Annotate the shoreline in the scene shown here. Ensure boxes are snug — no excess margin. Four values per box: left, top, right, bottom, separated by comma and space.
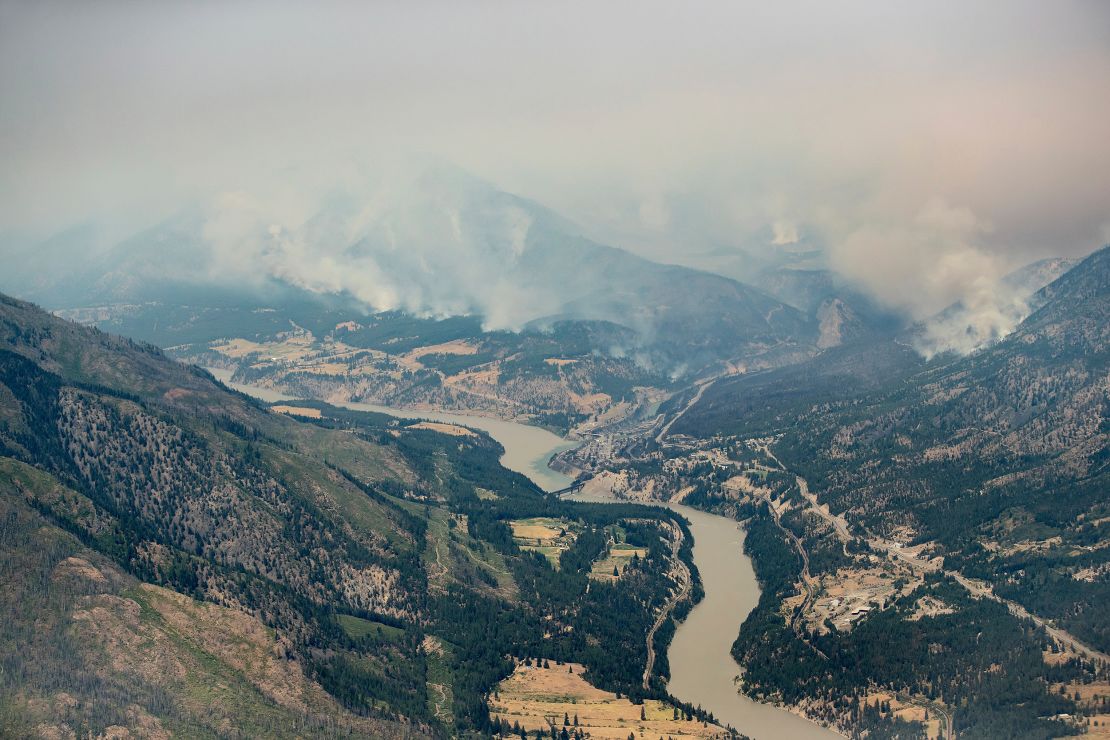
208, 366, 843, 739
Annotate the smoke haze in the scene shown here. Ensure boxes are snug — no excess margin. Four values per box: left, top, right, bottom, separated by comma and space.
2, 1, 1108, 352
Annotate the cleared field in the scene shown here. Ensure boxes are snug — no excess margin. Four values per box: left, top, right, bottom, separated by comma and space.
511, 518, 577, 568
491, 661, 720, 738
211, 335, 315, 361
406, 340, 479, 359
862, 691, 944, 740
1055, 679, 1110, 736
408, 421, 477, 437
512, 521, 566, 541
589, 545, 648, 581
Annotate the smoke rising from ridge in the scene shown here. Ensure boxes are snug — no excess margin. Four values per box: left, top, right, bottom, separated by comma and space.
171, 165, 580, 331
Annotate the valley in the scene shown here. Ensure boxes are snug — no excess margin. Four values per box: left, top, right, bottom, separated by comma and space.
3, 243, 1107, 738
548, 247, 1110, 738
101, 244, 1104, 739
0, 294, 720, 737
207, 365, 846, 739
4, 6, 1108, 738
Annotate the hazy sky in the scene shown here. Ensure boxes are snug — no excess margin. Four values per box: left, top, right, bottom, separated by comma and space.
2, 1, 1109, 322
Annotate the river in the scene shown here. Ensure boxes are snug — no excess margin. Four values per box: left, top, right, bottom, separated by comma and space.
663, 503, 839, 738
207, 368, 838, 739
206, 368, 577, 492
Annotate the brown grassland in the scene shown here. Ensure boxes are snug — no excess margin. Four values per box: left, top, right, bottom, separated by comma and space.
490, 661, 723, 738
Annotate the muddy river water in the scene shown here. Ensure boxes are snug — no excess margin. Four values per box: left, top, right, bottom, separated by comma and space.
208, 368, 838, 739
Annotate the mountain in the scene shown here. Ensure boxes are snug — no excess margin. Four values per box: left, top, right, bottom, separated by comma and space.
3, 166, 816, 377
678, 245, 1109, 647
0, 167, 830, 437
907, 254, 1081, 358
690, 251, 1096, 442
603, 246, 1110, 736
0, 293, 709, 737
753, 267, 905, 349
1004, 256, 1080, 297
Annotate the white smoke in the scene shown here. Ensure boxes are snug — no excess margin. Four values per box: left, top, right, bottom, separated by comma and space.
184, 165, 570, 331
771, 219, 800, 246
911, 281, 1031, 359
830, 199, 1037, 357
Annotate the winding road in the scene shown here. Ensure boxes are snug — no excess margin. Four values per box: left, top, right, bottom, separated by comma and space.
655, 374, 723, 444
642, 520, 692, 690
754, 489, 828, 658
793, 473, 1109, 666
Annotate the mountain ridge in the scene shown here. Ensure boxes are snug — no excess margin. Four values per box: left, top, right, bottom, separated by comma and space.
2, 167, 818, 377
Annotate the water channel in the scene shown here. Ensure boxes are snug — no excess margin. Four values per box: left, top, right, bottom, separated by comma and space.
207, 368, 839, 739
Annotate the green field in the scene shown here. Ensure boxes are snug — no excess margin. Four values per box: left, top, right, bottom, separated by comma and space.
337, 615, 406, 642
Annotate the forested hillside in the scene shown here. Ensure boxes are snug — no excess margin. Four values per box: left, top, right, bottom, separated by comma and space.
664, 246, 1109, 736
682, 246, 1109, 651
0, 294, 703, 738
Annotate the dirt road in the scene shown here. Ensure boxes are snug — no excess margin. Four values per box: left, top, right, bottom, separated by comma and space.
643, 521, 692, 689
655, 375, 722, 444
793, 473, 1109, 665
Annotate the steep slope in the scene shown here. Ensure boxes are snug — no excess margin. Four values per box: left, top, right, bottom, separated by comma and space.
678, 245, 1109, 650
0, 459, 410, 738
908, 254, 1080, 358
754, 267, 906, 349
0, 294, 439, 731
0, 293, 711, 736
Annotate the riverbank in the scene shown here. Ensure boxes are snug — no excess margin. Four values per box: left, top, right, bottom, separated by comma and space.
206, 367, 578, 492
571, 485, 840, 740
205, 367, 841, 739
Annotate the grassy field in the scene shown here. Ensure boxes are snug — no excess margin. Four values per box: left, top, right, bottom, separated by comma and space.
589, 544, 649, 581
511, 517, 578, 568
337, 614, 405, 641
270, 404, 323, 418
490, 661, 721, 738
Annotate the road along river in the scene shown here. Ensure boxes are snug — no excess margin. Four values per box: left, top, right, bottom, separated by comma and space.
205, 368, 578, 490
207, 368, 839, 739
570, 488, 839, 739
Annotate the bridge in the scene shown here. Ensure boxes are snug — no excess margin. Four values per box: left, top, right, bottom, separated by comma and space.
550, 475, 591, 496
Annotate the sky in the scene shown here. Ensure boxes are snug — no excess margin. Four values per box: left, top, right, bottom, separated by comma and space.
1, 1, 1109, 333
